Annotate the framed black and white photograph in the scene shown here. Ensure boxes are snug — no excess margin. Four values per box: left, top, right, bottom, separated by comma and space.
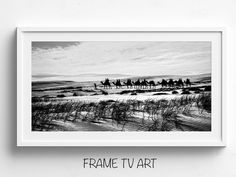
17, 28, 226, 146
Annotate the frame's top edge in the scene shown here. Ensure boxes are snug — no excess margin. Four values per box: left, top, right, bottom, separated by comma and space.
16, 27, 226, 32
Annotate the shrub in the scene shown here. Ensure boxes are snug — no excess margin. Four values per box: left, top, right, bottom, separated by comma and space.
73, 92, 78, 96
106, 99, 116, 103
57, 94, 66, 98
181, 90, 191, 94
198, 93, 211, 112
101, 90, 108, 95
204, 86, 211, 91
119, 90, 132, 95
172, 90, 178, 94
153, 92, 168, 95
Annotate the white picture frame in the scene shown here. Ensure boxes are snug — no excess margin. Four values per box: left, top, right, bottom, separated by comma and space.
17, 27, 226, 147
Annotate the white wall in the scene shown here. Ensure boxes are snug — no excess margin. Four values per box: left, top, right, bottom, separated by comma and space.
0, 0, 236, 176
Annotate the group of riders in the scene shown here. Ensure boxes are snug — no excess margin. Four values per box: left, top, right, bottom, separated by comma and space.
97, 78, 192, 89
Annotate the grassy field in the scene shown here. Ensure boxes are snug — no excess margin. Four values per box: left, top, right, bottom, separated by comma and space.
32, 74, 211, 131
32, 92, 211, 131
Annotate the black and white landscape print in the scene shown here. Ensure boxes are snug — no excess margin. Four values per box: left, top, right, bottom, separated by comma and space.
32, 41, 211, 131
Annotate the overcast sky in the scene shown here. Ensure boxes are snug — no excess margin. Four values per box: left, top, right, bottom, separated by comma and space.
32, 41, 211, 79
